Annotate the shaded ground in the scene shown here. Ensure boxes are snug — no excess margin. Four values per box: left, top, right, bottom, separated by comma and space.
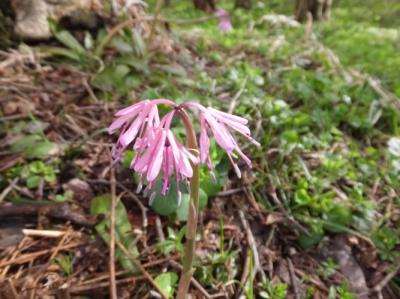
0, 1, 399, 298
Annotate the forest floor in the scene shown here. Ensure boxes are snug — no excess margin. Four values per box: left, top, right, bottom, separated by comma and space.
0, 1, 399, 298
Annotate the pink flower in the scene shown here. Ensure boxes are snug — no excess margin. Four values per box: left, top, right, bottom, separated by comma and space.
181, 102, 259, 178
109, 99, 258, 204
215, 8, 232, 33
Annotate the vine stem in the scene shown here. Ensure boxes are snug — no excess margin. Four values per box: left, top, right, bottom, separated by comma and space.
176, 108, 200, 299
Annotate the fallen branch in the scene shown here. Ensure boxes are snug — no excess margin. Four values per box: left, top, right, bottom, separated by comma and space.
0, 204, 97, 227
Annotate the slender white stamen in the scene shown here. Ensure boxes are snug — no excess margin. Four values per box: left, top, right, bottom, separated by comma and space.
233, 164, 242, 178
149, 192, 157, 206
177, 191, 182, 206
136, 176, 143, 193
143, 184, 151, 197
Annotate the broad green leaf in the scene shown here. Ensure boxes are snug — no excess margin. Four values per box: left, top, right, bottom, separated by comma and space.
176, 193, 190, 222
298, 231, 323, 249
11, 135, 60, 159
37, 46, 82, 62
11, 135, 42, 152
151, 180, 182, 216
26, 176, 41, 189
49, 20, 86, 54
155, 272, 178, 298
323, 205, 352, 233
90, 194, 138, 270
25, 141, 59, 159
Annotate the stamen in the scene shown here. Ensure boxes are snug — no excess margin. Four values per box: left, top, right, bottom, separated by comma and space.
149, 192, 157, 206
177, 191, 182, 206
143, 184, 151, 197
233, 163, 242, 178
136, 178, 143, 194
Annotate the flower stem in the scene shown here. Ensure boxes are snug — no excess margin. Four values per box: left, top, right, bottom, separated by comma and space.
176, 109, 200, 299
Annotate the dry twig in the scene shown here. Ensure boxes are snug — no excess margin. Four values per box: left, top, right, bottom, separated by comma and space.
22, 229, 66, 238
115, 239, 168, 299
287, 258, 300, 299
238, 210, 266, 280
169, 260, 212, 299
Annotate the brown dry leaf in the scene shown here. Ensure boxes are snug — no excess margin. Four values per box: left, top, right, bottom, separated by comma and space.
1, 97, 35, 116
264, 212, 286, 225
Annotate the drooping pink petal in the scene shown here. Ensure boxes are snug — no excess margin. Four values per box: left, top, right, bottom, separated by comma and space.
199, 113, 210, 163
119, 117, 142, 147
207, 107, 248, 124
108, 114, 133, 134
146, 129, 167, 181
202, 112, 235, 151
115, 100, 147, 116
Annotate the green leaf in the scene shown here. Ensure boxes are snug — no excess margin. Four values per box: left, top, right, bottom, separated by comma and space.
25, 141, 59, 159
37, 46, 82, 62
323, 205, 352, 233
156, 63, 187, 77
176, 193, 190, 221
11, 135, 60, 159
151, 180, 182, 216
90, 194, 139, 270
298, 231, 323, 249
11, 135, 42, 152
155, 272, 178, 298
49, 20, 86, 54
26, 175, 41, 189
198, 188, 208, 210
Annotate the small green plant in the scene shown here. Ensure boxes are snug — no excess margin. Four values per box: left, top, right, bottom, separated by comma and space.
372, 227, 400, 261
317, 258, 338, 279
55, 253, 73, 276
258, 279, 288, 299
157, 227, 186, 256
155, 272, 179, 299
328, 281, 356, 299
54, 190, 74, 202
21, 161, 58, 189
194, 219, 238, 287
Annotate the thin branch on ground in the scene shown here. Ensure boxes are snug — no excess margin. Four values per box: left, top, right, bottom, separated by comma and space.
0, 177, 18, 202
238, 210, 266, 280
115, 239, 168, 299
169, 260, 212, 299
287, 258, 300, 299
367, 259, 400, 296
266, 179, 310, 236
216, 187, 244, 197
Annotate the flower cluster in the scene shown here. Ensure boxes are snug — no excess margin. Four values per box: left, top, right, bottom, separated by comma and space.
109, 99, 258, 203
215, 8, 233, 33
